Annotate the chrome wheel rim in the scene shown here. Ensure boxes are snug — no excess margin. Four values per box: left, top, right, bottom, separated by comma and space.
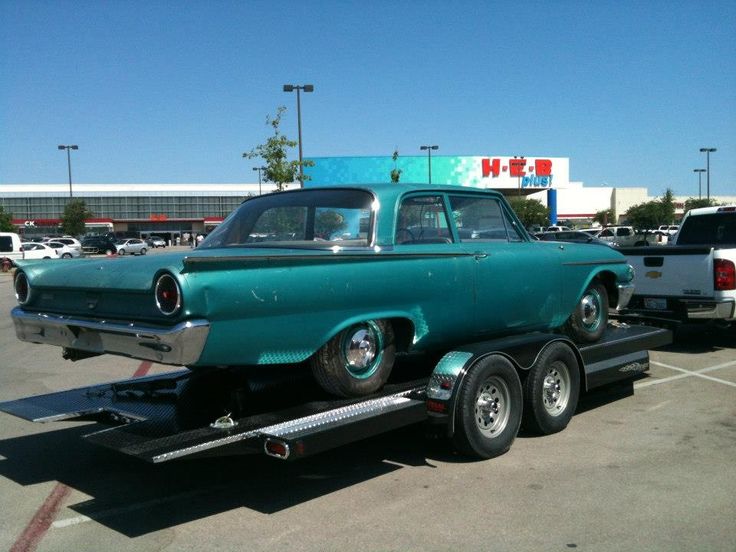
580, 288, 602, 331
474, 376, 511, 438
342, 322, 383, 379
542, 360, 571, 416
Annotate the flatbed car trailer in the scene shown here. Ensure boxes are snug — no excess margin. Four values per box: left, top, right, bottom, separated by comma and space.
0, 324, 671, 463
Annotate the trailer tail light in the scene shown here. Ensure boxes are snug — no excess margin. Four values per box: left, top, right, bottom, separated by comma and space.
264, 438, 290, 459
155, 274, 182, 316
714, 259, 736, 291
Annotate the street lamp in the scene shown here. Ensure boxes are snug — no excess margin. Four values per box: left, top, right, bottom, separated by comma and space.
283, 84, 314, 186
58, 144, 78, 197
693, 168, 706, 199
252, 166, 266, 195
420, 145, 439, 184
699, 147, 716, 201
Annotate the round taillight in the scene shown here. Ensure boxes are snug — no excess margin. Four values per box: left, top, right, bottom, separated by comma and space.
155, 274, 181, 316
15, 271, 30, 305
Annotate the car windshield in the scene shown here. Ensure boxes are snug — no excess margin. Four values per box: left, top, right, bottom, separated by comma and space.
200, 189, 375, 249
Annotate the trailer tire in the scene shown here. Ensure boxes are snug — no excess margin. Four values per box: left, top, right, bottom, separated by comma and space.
564, 281, 608, 343
522, 342, 580, 435
452, 355, 522, 459
310, 320, 395, 398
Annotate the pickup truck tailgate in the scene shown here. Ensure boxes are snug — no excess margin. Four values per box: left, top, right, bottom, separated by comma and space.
620, 246, 714, 297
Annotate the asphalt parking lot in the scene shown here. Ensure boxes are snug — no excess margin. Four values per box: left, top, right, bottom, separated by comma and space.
0, 255, 734, 552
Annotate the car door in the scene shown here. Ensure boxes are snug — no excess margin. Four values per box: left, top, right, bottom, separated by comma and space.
446, 193, 563, 335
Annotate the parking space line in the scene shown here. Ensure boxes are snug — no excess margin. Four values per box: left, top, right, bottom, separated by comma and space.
636, 360, 736, 389
10, 360, 154, 548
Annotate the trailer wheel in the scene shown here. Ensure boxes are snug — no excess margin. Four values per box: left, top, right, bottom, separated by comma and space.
310, 320, 395, 398
522, 342, 580, 435
564, 281, 608, 343
452, 355, 522, 459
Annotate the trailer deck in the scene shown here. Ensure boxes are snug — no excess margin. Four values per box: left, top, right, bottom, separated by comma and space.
0, 324, 671, 462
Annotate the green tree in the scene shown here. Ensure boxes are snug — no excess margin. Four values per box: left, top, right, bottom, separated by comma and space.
624, 190, 676, 230
61, 199, 93, 237
507, 197, 550, 228
390, 148, 402, 183
683, 197, 718, 213
243, 106, 314, 191
0, 206, 15, 232
593, 209, 614, 226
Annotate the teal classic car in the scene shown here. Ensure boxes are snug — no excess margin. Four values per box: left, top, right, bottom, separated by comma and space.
11, 185, 635, 397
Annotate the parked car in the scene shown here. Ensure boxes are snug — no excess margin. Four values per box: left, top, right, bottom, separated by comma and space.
535, 230, 614, 247
19, 242, 57, 259
115, 238, 147, 256
592, 226, 650, 247
81, 235, 118, 255
43, 236, 82, 252
545, 225, 572, 232
11, 184, 635, 398
1, 232, 24, 265
45, 241, 82, 258
146, 236, 166, 248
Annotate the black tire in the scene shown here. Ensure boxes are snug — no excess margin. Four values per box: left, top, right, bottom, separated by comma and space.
564, 281, 608, 343
309, 320, 395, 397
118, 249, 125, 255
452, 355, 523, 459
61, 253, 72, 259
140, 248, 147, 255
522, 342, 580, 435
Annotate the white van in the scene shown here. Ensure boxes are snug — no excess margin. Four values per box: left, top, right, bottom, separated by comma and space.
0, 232, 24, 264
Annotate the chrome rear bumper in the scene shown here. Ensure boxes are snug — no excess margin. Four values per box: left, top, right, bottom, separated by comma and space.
12, 307, 209, 366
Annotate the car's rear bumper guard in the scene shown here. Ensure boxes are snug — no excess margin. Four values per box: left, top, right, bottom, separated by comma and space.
11, 307, 209, 366
616, 283, 635, 311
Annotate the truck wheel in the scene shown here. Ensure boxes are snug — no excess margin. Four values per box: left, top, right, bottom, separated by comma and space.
310, 320, 395, 398
522, 342, 580, 435
452, 355, 522, 459
564, 281, 608, 343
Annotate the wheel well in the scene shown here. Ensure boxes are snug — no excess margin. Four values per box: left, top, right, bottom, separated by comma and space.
595, 270, 618, 308
388, 318, 415, 353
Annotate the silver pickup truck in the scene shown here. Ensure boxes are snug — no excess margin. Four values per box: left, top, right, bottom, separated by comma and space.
619, 206, 736, 324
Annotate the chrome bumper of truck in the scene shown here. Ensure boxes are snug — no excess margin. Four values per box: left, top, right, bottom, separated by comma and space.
11, 307, 209, 366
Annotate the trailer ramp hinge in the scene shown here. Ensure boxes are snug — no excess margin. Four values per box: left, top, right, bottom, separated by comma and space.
210, 413, 238, 429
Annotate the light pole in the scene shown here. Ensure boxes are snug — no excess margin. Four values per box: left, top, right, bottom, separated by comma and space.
283, 84, 314, 186
252, 166, 266, 195
699, 147, 716, 201
420, 145, 438, 184
693, 168, 706, 199
58, 145, 78, 197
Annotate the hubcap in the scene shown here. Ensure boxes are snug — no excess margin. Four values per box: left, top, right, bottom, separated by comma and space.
542, 360, 571, 416
474, 376, 510, 438
342, 322, 383, 379
580, 290, 602, 330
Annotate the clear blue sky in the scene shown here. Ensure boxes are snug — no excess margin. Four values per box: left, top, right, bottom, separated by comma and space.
1, 0, 734, 197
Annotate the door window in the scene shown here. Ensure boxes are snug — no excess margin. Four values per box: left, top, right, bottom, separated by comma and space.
448, 195, 523, 242
395, 195, 452, 244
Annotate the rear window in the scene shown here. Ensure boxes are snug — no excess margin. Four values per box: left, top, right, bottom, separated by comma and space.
677, 213, 736, 246
0, 236, 15, 252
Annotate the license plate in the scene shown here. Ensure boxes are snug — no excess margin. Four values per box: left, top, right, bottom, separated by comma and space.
644, 297, 667, 310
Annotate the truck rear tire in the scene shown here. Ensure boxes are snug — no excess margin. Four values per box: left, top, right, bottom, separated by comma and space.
522, 342, 580, 435
564, 281, 608, 343
452, 355, 522, 459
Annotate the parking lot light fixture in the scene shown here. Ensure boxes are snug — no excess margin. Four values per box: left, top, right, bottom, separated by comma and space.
420, 145, 439, 184
693, 169, 706, 199
58, 144, 79, 198
283, 84, 314, 187
252, 166, 266, 195
699, 147, 716, 200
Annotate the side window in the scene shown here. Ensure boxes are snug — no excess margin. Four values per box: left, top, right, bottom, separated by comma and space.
0, 236, 12, 252
617, 228, 632, 237
395, 195, 452, 244
448, 195, 523, 242
599, 229, 613, 238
